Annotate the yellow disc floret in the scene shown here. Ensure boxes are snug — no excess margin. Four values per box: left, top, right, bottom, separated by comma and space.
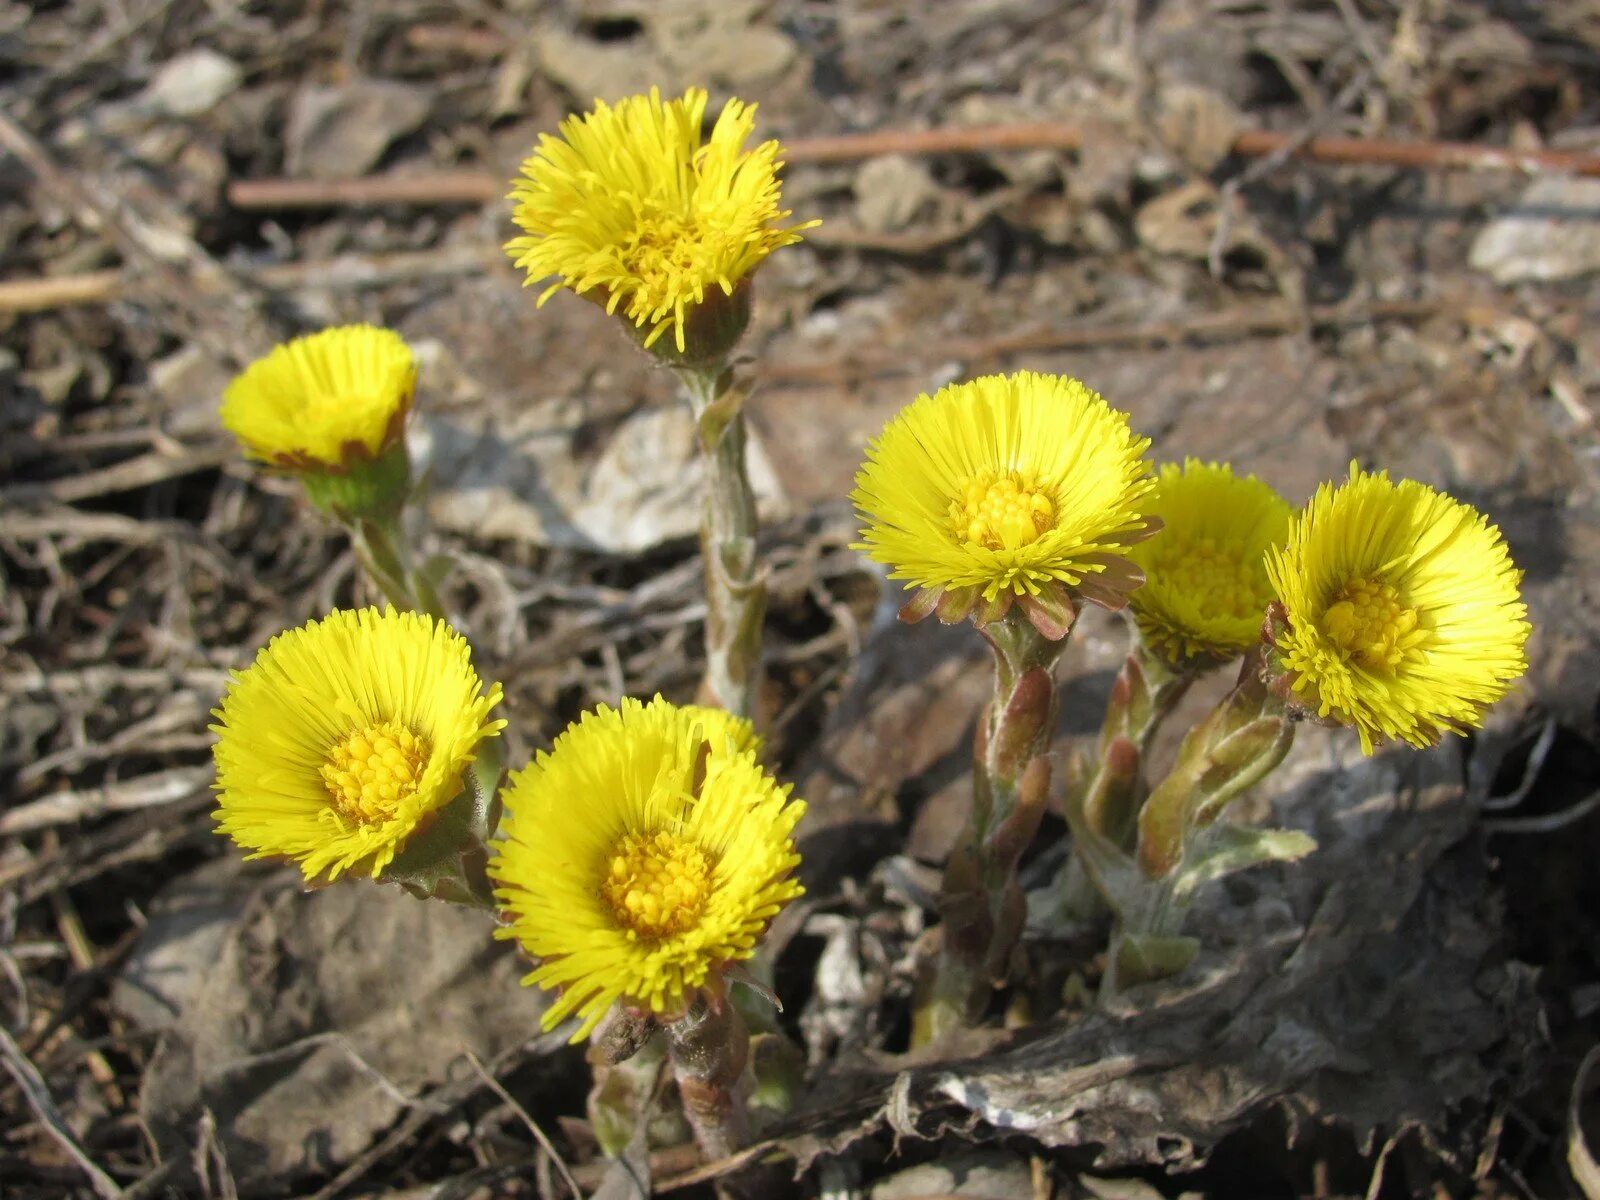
490, 697, 803, 1041
853, 371, 1155, 604
1128, 460, 1291, 664
221, 325, 416, 469
211, 607, 504, 881
602, 830, 714, 939
1267, 463, 1530, 753
320, 719, 432, 826
505, 87, 816, 354
1319, 577, 1429, 674
951, 474, 1056, 551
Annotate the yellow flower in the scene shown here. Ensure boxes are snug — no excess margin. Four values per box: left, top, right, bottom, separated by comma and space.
491, 696, 804, 1041
221, 325, 416, 470
505, 86, 815, 358
1266, 464, 1530, 753
1128, 460, 1291, 665
211, 607, 505, 881
851, 371, 1156, 633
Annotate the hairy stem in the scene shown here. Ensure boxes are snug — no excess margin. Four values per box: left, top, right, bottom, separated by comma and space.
351, 510, 445, 622
915, 609, 1070, 1044
680, 366, 766, 723
666, 990, 753, 1161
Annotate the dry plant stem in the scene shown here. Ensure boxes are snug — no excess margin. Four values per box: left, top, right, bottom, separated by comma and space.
666, 991, 753, 1161
917, 611, 1067, 1044
680, 366, 766, 723
222, 124, 1600, 213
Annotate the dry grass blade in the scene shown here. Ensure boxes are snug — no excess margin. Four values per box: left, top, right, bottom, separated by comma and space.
0, 766, 213, 836
465, 1051, 583, 1199
0, 1023, 123, 1199
1572, 1045, 1600, 1199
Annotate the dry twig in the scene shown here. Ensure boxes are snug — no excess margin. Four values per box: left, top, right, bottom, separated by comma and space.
0, 1023, 123, 1199
218, 121, 1600, 215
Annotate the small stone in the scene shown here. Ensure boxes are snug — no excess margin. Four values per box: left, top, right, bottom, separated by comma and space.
1470, 175, 1600, 284
285, 81, 431, 181
870, 1151, 1032, 1199
140, 49, 243, 118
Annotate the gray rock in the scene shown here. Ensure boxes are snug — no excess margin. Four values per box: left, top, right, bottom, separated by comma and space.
1470, 174, 1600, 283
140, 49, 243, 118
418, 399, 787, 553
870, 1150, 1032, 1199
136, 862, 551, 1191
285, 82, 430, 181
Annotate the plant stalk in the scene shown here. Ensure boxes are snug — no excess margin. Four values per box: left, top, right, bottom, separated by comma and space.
914, 609, 1069, 1044
665, 989, 753, 1161
1043, 642, 1194, 926
679, 366, 766, 723
351, 510, 446, 622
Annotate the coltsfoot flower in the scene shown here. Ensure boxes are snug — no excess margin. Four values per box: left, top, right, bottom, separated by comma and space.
221, 325, 417, 515
211, 607, 504, 881
505, 86, 815, 362
1266, 463, 1530, 753
491, 697, 804, 1041
1128, 460, 1291, 665
852, 371, 1157, 636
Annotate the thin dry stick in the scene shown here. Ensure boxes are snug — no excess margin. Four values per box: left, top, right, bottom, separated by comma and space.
0, 245, 494, 315
0, 1023, 123, 1200
0, 766, 213, 836
0, 108, 277, 363
465, 1052, 584, 1200
219, 121, 1600, 213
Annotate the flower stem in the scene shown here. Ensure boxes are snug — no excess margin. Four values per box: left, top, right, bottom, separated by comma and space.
679, 366, 766, 723
1042, 643, 1194, 925
1134, 648, 1293, 879
665, 989, 752, 1161
351, 510, 446, 622
1095, 648, 1299, 997
914, 609, 1069, 1044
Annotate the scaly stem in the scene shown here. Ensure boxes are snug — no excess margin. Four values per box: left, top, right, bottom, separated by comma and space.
666, 989, 752, 1161
1043, 642, 1194, 926
351, 510, 446, 622
679, 366, 765, 723
1095, 648, 1300, 998
1134, 648, 1293, 879
914, 609, 1070, 1045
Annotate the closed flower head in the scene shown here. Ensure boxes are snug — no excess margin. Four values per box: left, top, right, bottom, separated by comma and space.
222, 325, 415, 469
1266, 464, 1530, 753
490, 697, 804, 1041
852, 371, 1156, 632
211, 607, 504, 881
1128, 460, 1291, 665
505, 87, 815, 360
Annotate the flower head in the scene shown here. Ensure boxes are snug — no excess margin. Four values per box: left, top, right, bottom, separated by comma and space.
221, 325, 416, 470
491, 697, 803, 1041
505, 86, 815, 360
1128, 460, 1291, 665
852, 371, 1156, 635
211, 607, 504, 881
1266, 464, 1530, 753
